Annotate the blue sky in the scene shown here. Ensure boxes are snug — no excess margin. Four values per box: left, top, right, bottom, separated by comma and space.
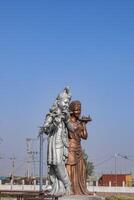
0, 0, 134, 176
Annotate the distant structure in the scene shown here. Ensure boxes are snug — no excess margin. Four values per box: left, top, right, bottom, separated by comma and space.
98, 173, 132, 187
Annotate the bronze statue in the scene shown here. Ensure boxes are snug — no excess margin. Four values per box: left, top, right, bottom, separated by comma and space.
66, 100, 91, 195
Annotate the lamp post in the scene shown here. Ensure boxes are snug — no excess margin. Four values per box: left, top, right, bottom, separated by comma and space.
114, 153, 117, 187
114, 153, 118, 196
39, 132, 44, 192
9, 156, 16, 183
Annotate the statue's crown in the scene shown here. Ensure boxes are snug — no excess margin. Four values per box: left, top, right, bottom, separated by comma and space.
56, 87, 71, 101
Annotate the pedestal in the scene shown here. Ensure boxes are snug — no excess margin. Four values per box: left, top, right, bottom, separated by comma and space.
59, 195, 102, 200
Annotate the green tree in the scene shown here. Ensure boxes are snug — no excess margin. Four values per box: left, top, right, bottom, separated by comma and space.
82, 149, 94, 178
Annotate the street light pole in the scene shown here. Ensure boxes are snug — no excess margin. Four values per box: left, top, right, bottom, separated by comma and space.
39, 132, 43, 192
114, 153, 118, 195
9, 156, 16, 182
115, 153, 117, 187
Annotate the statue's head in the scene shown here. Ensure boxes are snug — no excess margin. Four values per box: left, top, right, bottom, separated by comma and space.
56, 87, 71, 111
69, 100, 81, 118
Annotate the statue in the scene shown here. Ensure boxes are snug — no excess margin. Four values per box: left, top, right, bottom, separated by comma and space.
42, 87, 73, 196
66, 100, 92, 195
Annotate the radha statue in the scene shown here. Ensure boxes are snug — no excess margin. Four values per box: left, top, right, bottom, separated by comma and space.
66, 100, 91, 195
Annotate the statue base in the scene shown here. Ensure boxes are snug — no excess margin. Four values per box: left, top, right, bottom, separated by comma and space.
59, 195, 102, 200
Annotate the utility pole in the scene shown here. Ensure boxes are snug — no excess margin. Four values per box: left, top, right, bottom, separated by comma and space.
26, 138, 38, 178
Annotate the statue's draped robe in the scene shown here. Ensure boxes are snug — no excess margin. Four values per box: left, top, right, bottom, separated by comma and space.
66, 120, 90, 195
45, 113, 70, 196
47, 120, 68, 165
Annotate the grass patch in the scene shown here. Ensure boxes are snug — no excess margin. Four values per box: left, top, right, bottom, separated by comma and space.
105, 196, 134, 200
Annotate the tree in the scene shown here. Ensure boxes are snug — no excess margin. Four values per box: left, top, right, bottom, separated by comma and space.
82, 149, 94, 178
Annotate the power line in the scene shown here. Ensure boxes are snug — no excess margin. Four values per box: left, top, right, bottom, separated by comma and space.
94, 155, 114, 167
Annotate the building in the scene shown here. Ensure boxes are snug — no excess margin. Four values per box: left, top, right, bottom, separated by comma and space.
98, 173, 132, 187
